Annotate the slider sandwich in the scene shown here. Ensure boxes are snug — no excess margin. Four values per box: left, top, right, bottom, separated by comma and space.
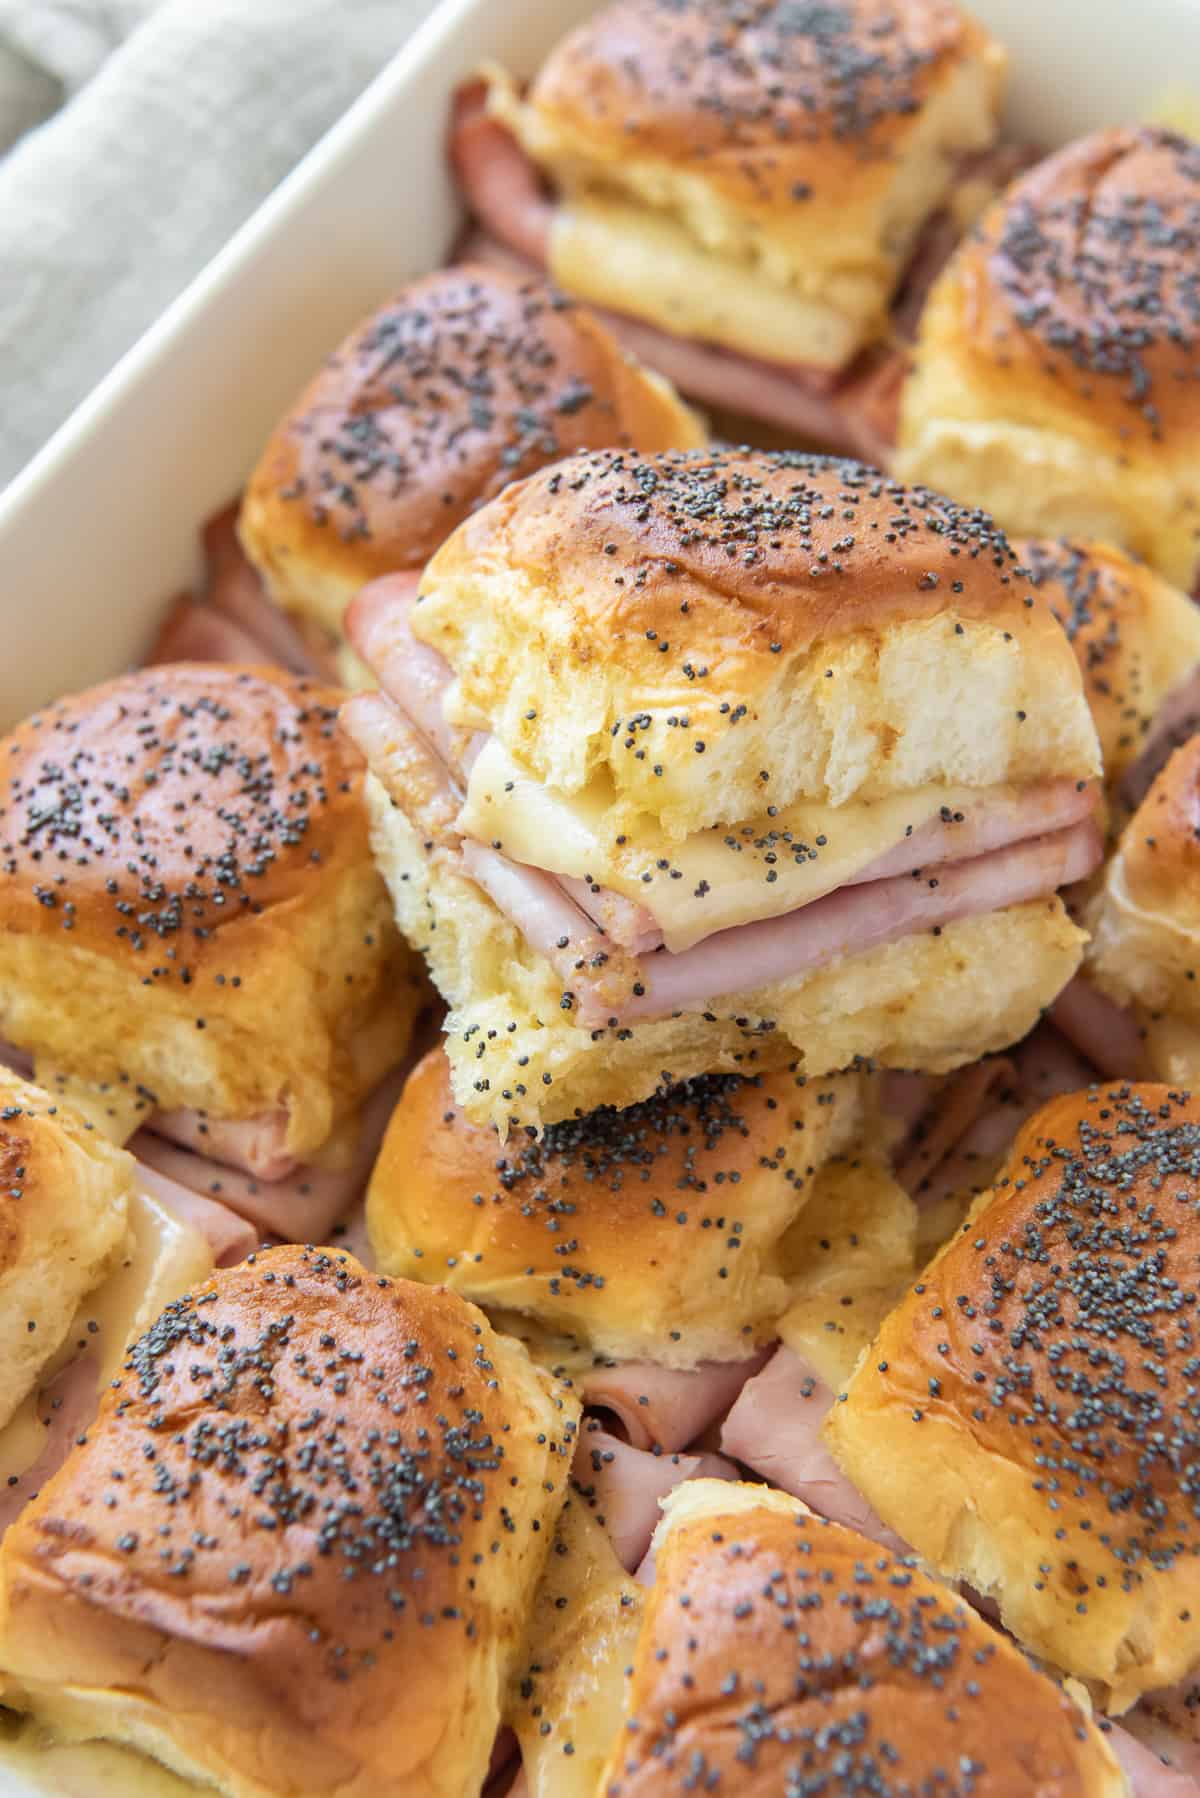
366, 1047, 916, 1570
516, 1479, 1127, 1797
0, 1067, 221, 1544
897, 128, 1200, 594
826, 1082, 1200, 1713
343, 446, 1104, 1134
239, 264, 703, 667
0, 664, 425, 1241
451, 0, 1022, 456
0, 1246, 580, 1797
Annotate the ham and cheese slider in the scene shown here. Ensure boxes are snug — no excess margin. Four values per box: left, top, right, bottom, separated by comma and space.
0, 1245, 579, 1797
1018, 541, 1200, 794
344, 446, 1103, 1134
0, 1066, 230, 1544
897, 129, 1200, 594
0, 664, 425, 1242
238, 264, 703, 664
452, 0, 1015, 458
1083, 736, 1200, 1087
516, 1479, 1126, 1798
826, 1083, 1200, 1714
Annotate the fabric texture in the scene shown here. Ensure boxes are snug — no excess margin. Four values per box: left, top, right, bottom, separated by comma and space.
0, 0, 437, 490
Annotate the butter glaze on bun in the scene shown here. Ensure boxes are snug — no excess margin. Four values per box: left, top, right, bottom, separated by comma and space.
827, 1082, 1200, 1710
599, 1479, 1124, 1795
367, 1046, 868, 1366
898, 128, 1200, 590
239, 265, 703, 639
0, 1246, 579, 1797
0, 665, 418, 1157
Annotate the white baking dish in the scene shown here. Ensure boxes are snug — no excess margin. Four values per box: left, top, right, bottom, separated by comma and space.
0, 0, 1196, 1788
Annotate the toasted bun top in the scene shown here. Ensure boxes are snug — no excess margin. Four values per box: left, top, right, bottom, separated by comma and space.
0, 1246, 578, 1790
0, 664, 368, 979
602, 1479, 1123, 1796
528, 0, 998, 209
366, 1047, 864, 1366
953, 128, 1200, 450
875, 1083, 1200, 1583
1018, 538, 1200, 782
241, 264, 703, 588
417, 448, 1099, 825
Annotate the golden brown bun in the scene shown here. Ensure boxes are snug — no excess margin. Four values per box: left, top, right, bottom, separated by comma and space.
499, 1, 1006, 368
827, 1082, 1200, 1711
367, 1047, 868, 1365
239, 266, 704, 639
0, 665, 421, 1158
599, 1479, 1125, 1796
0, 1068, 132, 1431
898, 130, 1200, 591
1019, 540, 1200, 786
417, 448, 1100, 837
1087, 736, 1200, 1084
0, 1245, 580, 1798
368, 771, 1088, 1132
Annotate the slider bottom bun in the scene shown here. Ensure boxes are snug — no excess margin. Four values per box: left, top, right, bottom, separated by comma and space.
0, 1247, 579, 1798
368, 777, 1087, 1132
601, 1479, 1125, 1797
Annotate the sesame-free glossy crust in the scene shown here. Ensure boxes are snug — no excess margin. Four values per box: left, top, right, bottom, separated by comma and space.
0, 1247, 579, 1798
828, 1082, 1200, 1709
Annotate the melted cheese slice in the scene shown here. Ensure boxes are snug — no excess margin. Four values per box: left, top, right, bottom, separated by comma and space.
460, 739, 1008, 953
0, 1190, 213, 1493
511, 1497, 643, 1798
0, 1715, 194, 1796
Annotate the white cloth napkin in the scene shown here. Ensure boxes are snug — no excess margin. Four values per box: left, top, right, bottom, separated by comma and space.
0, 0, 437, 491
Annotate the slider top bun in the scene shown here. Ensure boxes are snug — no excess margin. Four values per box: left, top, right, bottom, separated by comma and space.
0, 1066, 132, 1432
0, 1246, 580, 1798
239, 265, 704, 639
367, 1046, 869, 1367
898, 128, 1200, 590
0, 665, 417, 1157
1019, 539, 1200, 786
496, 0, 1006, 368
416, 448, 1100, 837
826, 1082, 1200, 1711
601, 1479, 1124, 1797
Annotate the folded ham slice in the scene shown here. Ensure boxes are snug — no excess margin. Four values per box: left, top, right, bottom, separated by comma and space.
346, 575, 469, 770
130, 1065, 408, 1242
1107, 1722, 1200, 1796
720, 1344, 907, 1551
580, 1352, 768, 1455
572, 1426, 737, 1572
449, 81, 555, 266
894, 1057, 1017, 1197
620, 819, 1101, 1026
146, 596, 267, 668
135, 1164, 259, 1269
1050, 974, 1147, 1080
147, 1106, 296, 1183
1119, 664, 1200, 812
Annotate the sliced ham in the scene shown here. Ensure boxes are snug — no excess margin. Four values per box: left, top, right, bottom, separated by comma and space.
129, 1065, 407, 1242
1107, 1722, 1200, 1796
620, 818, 1102, 1026
1124, 1697, 1200, 1786
894, 1057, 1016, 1195
1119, 665, 1200, 812
147, 1106, 296, 1182
0, 1354, 99, 1535
555, 875, 663, 956
346, 575, 466, 769
1010, 1019, 1099, 1102
581, 1351, 768, 1455
449, 81, 553, 266
1050, 974, 1146, 1080
844, 780, 1096, 891
341, 690, 464, 853
135, 1163, 259, 1269
145, 596, 267, 668
720, 1344, 907, 1551
571, 1426, 737, 1572
202, 503, 336, 679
